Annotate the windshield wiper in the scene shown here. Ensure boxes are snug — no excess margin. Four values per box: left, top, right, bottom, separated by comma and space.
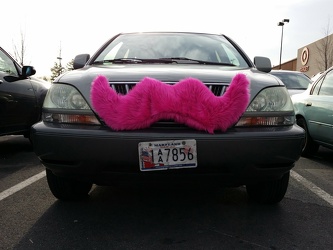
92, 58, 143, 64
93, 57, 236, 66
159, 57, 236, 66
92, 58, 175, 64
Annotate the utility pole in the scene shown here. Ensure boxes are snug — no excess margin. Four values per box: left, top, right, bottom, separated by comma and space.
57, 41, 62, 68
278, 19, 289, 69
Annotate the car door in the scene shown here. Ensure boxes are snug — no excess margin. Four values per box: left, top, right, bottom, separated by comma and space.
0, 48, 36, 135
304, 69, 333, 145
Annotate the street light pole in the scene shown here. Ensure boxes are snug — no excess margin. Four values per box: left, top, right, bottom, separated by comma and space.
278, 19, 289, 69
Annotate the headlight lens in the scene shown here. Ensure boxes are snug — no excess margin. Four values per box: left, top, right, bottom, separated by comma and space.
44, 84, 90, 109
42, 84, 100, 125
247, 87, 293, 111
236, 87, 295, 127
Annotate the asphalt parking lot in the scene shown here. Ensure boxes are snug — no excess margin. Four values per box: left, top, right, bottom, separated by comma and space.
1, 135, 333, 249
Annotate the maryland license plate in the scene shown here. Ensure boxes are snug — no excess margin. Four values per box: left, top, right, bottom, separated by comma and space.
138, 139, 197, 171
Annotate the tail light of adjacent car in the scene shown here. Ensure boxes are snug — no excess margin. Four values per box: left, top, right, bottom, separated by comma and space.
236, 86, 295, 127
42, 84, 100, 125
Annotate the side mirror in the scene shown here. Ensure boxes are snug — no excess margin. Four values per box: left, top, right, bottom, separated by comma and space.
254, 56, 272, 73
73, 54, 90, 69
22, 66, 36, 77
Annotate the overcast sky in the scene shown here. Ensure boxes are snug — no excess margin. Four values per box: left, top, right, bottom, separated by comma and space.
2, 0, 333, 77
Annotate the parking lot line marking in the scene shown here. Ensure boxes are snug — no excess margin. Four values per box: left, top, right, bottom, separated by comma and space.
291, 170, 333, 207
1, 170, 333, 206
0, 171, 46, 202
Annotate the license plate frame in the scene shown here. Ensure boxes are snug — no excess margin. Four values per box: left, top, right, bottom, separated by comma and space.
138, 139, 197, 171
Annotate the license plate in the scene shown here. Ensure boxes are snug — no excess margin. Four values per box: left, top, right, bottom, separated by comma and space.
138, 139, 197, 171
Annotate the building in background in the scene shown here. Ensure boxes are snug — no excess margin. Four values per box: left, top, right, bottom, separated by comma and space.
272, 33, 333, 78
273, 58, 297, 71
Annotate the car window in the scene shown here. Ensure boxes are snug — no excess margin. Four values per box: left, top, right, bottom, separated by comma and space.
271, 72, 311, 89
318, 70, 333, 95
0, 50, 18, 76
96, 33, 249, 67
221, 44, 241, 66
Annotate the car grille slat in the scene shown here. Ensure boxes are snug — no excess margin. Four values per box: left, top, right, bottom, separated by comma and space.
111, 83, 136, 94
109, 82, 228, 96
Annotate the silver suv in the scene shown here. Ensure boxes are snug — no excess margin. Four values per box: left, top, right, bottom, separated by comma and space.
31, 32, 305, 204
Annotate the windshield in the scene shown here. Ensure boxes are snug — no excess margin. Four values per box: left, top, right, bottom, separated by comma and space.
271, 72, 312, 90
93, 33, 249, 67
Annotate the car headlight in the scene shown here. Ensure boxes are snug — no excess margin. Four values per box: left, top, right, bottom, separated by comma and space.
236, 86, 295, 127
42, 84, 100, 125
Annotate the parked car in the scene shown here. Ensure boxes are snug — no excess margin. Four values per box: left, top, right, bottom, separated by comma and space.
0, 47, 50, 139
311, 71, 324, 82
269, 70, 312, 96
31, 32, 305, 204
292, 66, 333, 156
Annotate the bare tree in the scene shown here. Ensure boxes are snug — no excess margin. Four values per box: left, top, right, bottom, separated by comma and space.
315, 18, 333, 71
12, 30, 27, 66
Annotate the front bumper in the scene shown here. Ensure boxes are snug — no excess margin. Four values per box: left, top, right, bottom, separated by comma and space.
31, 122, 305, 186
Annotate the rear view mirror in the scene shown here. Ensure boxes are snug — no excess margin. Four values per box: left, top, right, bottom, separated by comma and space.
74, 54, 90, 69
22, 66, 36, 77
254, 56, 272, 73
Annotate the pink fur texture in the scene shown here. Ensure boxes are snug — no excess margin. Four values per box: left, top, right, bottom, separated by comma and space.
91, 74, 250, 134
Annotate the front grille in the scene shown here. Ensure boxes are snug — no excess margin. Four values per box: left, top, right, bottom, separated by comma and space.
207, 84, 228, 96
110, 81, 228, 96
107, 81, 229, 128
111, 83, 136, 94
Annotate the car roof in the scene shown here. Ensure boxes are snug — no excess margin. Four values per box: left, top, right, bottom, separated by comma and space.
117, 31, 223, 36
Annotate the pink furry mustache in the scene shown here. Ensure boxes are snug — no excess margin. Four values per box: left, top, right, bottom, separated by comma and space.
91, 74, 250, 134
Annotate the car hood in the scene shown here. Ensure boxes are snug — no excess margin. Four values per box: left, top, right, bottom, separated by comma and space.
30, 76, 51, 89
287, 89, 307, 96
55, 64, 282, 105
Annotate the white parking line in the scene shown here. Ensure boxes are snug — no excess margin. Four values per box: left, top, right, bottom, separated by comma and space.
0, 171, 46, 201
291, 170, 333, 207
1, 170, 333, 206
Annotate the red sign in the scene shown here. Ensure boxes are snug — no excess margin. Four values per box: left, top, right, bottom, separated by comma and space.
300, 65, 309, 72
301, 47, 309, 66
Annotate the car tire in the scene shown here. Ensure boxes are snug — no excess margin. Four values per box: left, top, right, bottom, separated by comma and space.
296, 117, 319, 157
246, 171, 290, 204
46, 169, 93, 201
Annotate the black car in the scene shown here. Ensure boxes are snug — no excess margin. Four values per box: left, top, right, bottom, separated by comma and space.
31, 32, 305, 204
0, 46, 50, 139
